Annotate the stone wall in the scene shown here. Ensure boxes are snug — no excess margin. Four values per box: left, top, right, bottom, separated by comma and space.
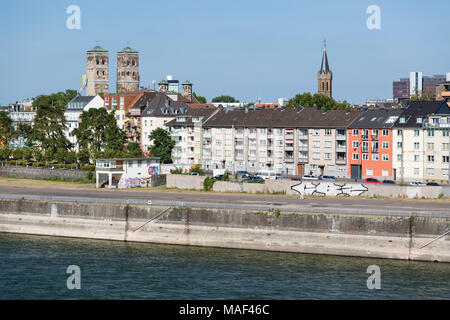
0, 197, 448, 262
166, 174, 206, 190
0, 166, 88, 181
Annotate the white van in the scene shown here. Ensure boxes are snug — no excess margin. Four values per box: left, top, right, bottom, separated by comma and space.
256, 171, 278, 180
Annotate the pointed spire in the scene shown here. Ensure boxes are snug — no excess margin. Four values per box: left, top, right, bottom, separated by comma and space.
319, 40, 330, 74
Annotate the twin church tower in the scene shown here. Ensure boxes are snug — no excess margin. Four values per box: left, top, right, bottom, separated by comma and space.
86, 45, 139, 96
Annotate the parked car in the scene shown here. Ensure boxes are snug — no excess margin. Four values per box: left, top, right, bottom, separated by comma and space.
190, 172, 199, 176
256, 171, 278, 180
242, 176, 264, 183
302, 175, 319, 181
236, 171, 250, 178
426, 182, 440, 186
382, 180, 395, 184
320, 175, 337, 181
212, 174, 224, 180
410, 181, 425, 186
364, 178, 381, 183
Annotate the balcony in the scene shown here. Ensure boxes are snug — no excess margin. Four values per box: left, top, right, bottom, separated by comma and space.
298, 145, 308, 152
284, 145, 294, 151
235, 144, 244, 150
423, 122, 450, 129
285, 134, 294, 140
362, 135, 369, 140
336, 158, 347, 165
336, 145, 346, 152
284, 157, 294, 163
298, 157, 308, 163
371, 135, 379, 141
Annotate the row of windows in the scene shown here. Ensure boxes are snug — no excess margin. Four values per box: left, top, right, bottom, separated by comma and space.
352, 153, 389, 161
352, 141, 388, 149
352, 129, 389, 136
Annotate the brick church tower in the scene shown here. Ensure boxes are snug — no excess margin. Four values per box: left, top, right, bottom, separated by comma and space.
117, 46, 140, 93
86, 45, 109, 96
318, 42, 332, 98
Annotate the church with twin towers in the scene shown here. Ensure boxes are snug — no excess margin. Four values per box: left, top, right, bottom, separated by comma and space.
86, 45, 140, 96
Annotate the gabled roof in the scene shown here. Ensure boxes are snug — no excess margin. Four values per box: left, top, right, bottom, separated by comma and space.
165, 106, 218, 127
202, 108, 361, 128
394, 101, 450, 128
141, 93, 190, 117
65, 96, 96, 110
348, 109, 403, 129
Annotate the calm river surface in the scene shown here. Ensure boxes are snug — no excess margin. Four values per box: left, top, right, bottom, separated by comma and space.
0, 233, 448, 299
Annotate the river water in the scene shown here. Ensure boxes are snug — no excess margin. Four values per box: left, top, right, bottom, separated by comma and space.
0, 233, 448, 299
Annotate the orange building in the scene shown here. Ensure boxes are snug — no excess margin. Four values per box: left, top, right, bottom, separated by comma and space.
347, 109, 402, 180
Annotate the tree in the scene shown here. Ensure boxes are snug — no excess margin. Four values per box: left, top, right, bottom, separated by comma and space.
72, 108, 127, 160
148, 128, 175, 164
0, 111, 14, 147
211, 95, 239, 103
284, 92, 350, 110
26, 90, 77, 160
125, 142, 144, 158
410, 88, 435, 101
193, 92, 207, 104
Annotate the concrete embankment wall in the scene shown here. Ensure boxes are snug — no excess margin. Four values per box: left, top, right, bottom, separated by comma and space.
0, 198, 448, 262
0, 166, 88, 180
166, 175, 450, 199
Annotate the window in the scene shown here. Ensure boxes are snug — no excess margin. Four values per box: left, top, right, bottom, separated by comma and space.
120, 96, 124, 107
112, 97, 117, 105
372, 154, 379, 161
313, 152, 320, 160
416, 117, 423, 124
427, 129, 434, 137
366, 169, 373, 176
352, 153, 359, 160
414, 130, 420, 137
382, 154, 389, 161
362, 129, 369, 136
352, 141, 359, 148
216, 139, 222, 145
414, 168, 419, 175
399, 117, 406, 124
105, 97, 109, 105
313, 141, 320, 148
324, 141, 332, 148
382, 169, 389, 177
397, 154, 402, 161
382, 129, 389, 137
225, 139, 232, 146
427, 143, 434, 151
259, 128, 266, 134
443, 156, 449, 163
226, 128, 232, 134
215, 128, 221, 134
313, 129, 320, 136
427, 155, 434, 163
215, 150, 222, 156
414, 155, 420, 162
372, 141, 379, 152
362, 153, 369, 161
397, 142, 402, 148
427, 168, 434, 176
372, 129, 379, 136
362, 141, 369, 152
260, 139, 266, 145
260, 151, 266, 157
443, 129, 449, 137
414, 142, 420, 150
352, 129, 359, 136
276, 129, 283, 135
443, 143, 449, 150
324, 153, 331, 160
397, 129, 403, 136
382, 141, 389, 149
277, 140, 283, 146
443, 169, 449, 177
325, 129, 332, 135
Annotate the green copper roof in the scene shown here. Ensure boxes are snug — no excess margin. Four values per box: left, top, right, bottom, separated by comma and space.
119, 46, 138, 53
87, 45, 108, 52
182, 80, 192, 85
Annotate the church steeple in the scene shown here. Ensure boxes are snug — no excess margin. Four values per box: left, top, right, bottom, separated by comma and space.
318, 40, 332, 97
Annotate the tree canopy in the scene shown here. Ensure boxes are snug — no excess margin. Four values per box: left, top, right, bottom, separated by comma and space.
410, 88, 435, 101
0, 111, 14, 147
148, 128, 175, 164
211, 95, 239, 103
284, 92, 350, 110
193, 92, 207, 104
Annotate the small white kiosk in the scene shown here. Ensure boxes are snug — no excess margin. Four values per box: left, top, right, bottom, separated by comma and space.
95, 157, 161, 188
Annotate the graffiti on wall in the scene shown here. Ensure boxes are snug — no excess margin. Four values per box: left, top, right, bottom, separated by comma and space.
291, 182, 368, 198
148, 166, 159, 175
125, 178, 141, 188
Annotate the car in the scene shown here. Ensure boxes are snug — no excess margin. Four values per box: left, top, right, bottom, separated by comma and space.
236, 171, 250, 178
410, 181, 425, 186
426, 182, 440, 186
382, 180, 395, 184
302, 175, 319, 181
190, 172, 199, 176
255, 171, 278, 180
364, 178, 381, 183
242, 176, 264, 183
320, 175, 337, 181
212, 174, 224, 180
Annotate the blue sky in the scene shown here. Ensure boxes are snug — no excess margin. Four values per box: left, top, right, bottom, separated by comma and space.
1, 0, 449, 105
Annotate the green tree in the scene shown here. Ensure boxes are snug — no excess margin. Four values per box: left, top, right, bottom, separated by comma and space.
125, 142, 144, 158
193, 92, 207, 104
22, 148, 33, 161
410, 88, 435, 101
26, 90, 77, 159
72, 108, 127, 159
55, 148, 68, 164
0, 111, 14, 147
148, 128, 175, 164
211, 95, 239, 103
284, 92, 350, 110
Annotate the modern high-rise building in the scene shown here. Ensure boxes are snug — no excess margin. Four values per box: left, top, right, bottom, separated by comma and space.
393, 72, 447, 101
86, 45, 109, 96
317, 43, 332, 98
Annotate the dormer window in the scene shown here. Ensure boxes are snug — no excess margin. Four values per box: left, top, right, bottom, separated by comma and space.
399, 117, 406, 123
416, 117, 423, 124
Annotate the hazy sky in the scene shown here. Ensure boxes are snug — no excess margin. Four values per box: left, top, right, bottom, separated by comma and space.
1, 0, 449, 105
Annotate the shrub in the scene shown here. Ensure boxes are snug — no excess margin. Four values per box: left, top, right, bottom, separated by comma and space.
170, 167, 183, 174
190, 164, 204, 175
81, 165, 95, 171
222, 171, 230, 181
86, 171, 94, 181
203, 178, 215, 191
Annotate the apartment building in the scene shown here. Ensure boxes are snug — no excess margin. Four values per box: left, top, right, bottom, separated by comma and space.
165, 105, 218, 165
393, 101, 450, 183
201, 108, 360, 176
347, 109, 402, 180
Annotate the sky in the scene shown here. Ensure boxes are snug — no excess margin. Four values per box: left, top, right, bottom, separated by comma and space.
0, 0, 449, 105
